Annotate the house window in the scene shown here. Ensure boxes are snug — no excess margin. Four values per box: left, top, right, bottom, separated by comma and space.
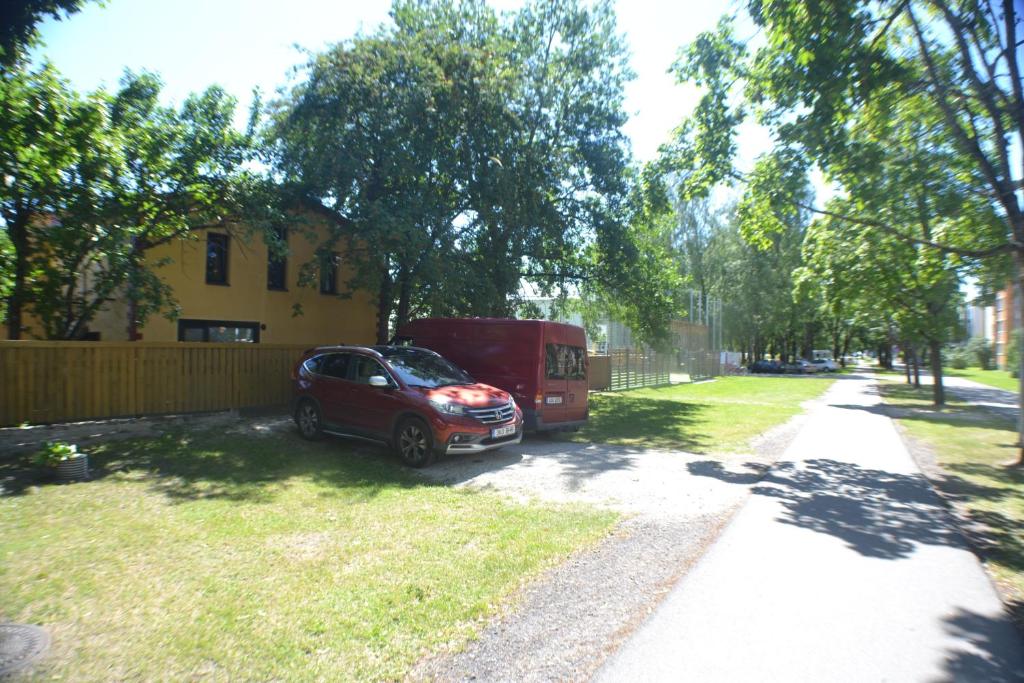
320, 251, 340, 295
206, 233, 229, 285
178, 319, 260, 343
267, 227, 287, 291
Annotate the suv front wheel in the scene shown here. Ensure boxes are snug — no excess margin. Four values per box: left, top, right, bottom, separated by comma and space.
395, 417, 435, 468
295, 399, 323, 440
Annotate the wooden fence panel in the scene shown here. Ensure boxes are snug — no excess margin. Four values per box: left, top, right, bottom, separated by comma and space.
605, 347, 671, 391
0, 341, 311, 427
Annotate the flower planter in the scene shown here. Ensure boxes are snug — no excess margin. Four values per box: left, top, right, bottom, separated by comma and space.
56, 454, 89, 482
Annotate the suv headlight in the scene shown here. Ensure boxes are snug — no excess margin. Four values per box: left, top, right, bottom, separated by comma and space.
429, 399, 465, 416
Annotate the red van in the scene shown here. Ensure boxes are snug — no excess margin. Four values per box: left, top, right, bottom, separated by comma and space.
395, 318, 589, 432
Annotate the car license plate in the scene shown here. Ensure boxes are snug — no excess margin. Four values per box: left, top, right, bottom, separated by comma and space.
545, 395, 563, 404
492, 424, 516, 439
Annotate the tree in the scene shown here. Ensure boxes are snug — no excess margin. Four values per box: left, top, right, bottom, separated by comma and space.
0, 0, 96, 69
665, 1, 1023, 461
0, 62, 107, 339
1, 65, 263, 339
269, 0, 634, 343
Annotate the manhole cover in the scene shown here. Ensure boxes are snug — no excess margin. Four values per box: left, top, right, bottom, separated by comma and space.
0, 624, 49, 676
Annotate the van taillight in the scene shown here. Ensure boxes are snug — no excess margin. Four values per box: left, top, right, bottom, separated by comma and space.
534, 392, 543, 405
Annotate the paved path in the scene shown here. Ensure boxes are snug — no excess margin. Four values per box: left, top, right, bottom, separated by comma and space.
596, 373, 1024, 683
410, 413, 806, 681
933, 373, 1018, 420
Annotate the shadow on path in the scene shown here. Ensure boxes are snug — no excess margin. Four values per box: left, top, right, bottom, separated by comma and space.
942, 608, 1024, 683
688, 458, 967, 559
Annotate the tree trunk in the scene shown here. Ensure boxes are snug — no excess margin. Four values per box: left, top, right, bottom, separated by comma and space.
904, 345, 912, 384
913, 347, 921, 389
375, 269, 393, 345
929, 339, 945, 406
395, 267, 413, 335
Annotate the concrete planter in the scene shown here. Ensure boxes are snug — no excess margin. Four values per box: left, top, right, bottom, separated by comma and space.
56, 454, 88, 482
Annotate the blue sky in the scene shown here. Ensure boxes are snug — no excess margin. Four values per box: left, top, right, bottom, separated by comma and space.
34, 0, 770, 169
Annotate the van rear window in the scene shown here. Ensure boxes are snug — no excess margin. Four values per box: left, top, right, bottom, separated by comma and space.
545, 344, 586, 380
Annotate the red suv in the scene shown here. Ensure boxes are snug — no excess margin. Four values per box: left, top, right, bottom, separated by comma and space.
292, 345, 523, 467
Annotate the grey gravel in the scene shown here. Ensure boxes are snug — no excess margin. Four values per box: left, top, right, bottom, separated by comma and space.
409, 515, 733, 683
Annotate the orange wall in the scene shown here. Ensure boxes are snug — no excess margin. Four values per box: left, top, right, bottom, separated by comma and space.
88, 221, 377, 345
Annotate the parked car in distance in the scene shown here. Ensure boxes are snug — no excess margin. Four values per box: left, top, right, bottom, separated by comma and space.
796, 359, 820, 373
811, 358, 840, 372
749, 360, 783, 374
395, 318, 588, 432
292, 345, 523, 467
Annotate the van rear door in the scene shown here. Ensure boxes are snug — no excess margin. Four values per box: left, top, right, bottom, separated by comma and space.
564, 345, 588, 422
542, 343, 569, 423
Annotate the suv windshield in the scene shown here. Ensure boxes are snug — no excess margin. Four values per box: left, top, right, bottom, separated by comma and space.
376, 347, 473, 388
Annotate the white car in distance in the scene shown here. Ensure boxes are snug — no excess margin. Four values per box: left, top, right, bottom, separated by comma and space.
811, 358, 840, 372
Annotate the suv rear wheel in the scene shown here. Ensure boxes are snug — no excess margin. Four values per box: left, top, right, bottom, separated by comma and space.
395, 417, 435, 468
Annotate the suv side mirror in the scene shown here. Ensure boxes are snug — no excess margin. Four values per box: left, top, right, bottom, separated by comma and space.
368, 375, 390, 388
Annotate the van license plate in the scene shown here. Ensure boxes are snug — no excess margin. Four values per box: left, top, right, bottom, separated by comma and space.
492, 424, 516, 439
545, 396, 563, 404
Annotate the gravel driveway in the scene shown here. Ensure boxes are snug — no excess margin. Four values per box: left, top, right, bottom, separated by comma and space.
409, 414, 808, 682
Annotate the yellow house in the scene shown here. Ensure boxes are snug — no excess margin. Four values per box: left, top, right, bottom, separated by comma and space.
82, 221, 377, 345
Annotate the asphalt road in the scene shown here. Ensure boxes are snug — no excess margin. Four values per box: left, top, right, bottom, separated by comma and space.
595, 373, 1024, 683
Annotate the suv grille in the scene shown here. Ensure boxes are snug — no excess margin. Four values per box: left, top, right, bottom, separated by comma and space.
466, 401, 516, 425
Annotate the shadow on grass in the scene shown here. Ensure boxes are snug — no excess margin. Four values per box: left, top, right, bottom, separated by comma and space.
573, 395, 710, 452
0, 426, 426, 504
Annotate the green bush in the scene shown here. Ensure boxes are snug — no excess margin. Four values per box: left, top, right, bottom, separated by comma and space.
31, 441, 79, 468
1008, 330, 1021, 378
966, 336, 995, 370
944, 344, 970, 370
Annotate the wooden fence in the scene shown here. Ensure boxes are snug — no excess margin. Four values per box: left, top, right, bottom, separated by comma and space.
608, 348, 672, 390
588, 355, 611, 391
0, 341, 311, 427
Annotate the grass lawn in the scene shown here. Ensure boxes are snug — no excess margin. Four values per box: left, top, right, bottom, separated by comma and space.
946, 367, 1019, 393
878, 381, 1024, 629
876, 381, 969, 412
0, 428, 615, 681
571, 375, 837, 453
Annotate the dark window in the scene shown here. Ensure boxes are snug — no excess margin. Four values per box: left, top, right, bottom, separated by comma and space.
352, 355, 392, 385
545, 344, 563, 379
319, 251, 339, 294
302, 356, 323, 375
545, 344, 586, 380
177, 319, 260, 343
206, 233, 229, 285
318, 353, 351, 379
375, 347, 472, 388
267, 227, 287, 291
